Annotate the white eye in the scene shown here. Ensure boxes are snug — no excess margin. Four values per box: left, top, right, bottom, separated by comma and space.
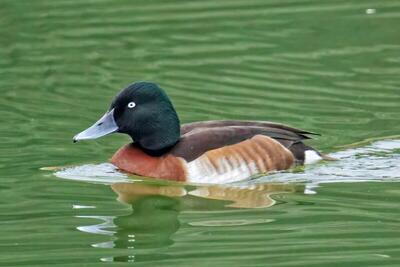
127, 102, 136, 108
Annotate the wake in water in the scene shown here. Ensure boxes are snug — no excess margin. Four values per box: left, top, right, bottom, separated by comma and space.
55, 139, 400, 186
252, 139, 400, 184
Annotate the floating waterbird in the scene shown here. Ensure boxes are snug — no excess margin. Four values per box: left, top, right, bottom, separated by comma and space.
74, 82, 332, 183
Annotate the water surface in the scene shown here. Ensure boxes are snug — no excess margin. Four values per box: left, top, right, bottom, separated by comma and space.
1, 0, 400, 266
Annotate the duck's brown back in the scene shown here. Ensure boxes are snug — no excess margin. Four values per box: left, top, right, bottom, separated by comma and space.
173, 120, 318, 163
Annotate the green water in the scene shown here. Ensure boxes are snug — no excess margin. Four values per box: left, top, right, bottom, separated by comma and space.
1, 0, 400, 266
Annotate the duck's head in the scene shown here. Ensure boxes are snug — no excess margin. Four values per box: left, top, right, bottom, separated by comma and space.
73, 82, 181, 154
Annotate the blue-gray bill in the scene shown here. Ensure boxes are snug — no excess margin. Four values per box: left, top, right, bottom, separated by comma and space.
73, 109, 118, 142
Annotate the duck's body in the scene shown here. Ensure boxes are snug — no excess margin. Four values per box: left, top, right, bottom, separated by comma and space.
111, 120, 320, 183
74, 82, 329, 183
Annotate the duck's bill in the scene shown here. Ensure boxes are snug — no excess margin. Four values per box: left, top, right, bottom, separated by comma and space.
73, 109, 118, 142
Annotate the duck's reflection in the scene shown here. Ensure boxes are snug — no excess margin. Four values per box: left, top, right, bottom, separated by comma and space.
112, 194, 181, 250
78, 181, 302, 262
112, 181, 301, 209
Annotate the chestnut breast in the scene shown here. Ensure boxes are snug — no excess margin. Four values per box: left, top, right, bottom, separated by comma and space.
111, 144, 187, 181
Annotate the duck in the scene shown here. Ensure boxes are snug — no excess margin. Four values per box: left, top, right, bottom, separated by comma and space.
73, 81, 332, 183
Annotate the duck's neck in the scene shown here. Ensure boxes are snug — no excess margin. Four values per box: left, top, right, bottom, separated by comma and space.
133, 113, 181, 156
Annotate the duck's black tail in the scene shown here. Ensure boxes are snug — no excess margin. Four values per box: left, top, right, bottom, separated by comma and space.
287, 142, 336, 164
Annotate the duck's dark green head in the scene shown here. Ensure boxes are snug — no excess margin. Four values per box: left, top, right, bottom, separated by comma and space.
73, 82, 181, 154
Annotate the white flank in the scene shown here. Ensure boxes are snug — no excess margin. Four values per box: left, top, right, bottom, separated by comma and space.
186, 156, 258, 184
304, 150, 322, 165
